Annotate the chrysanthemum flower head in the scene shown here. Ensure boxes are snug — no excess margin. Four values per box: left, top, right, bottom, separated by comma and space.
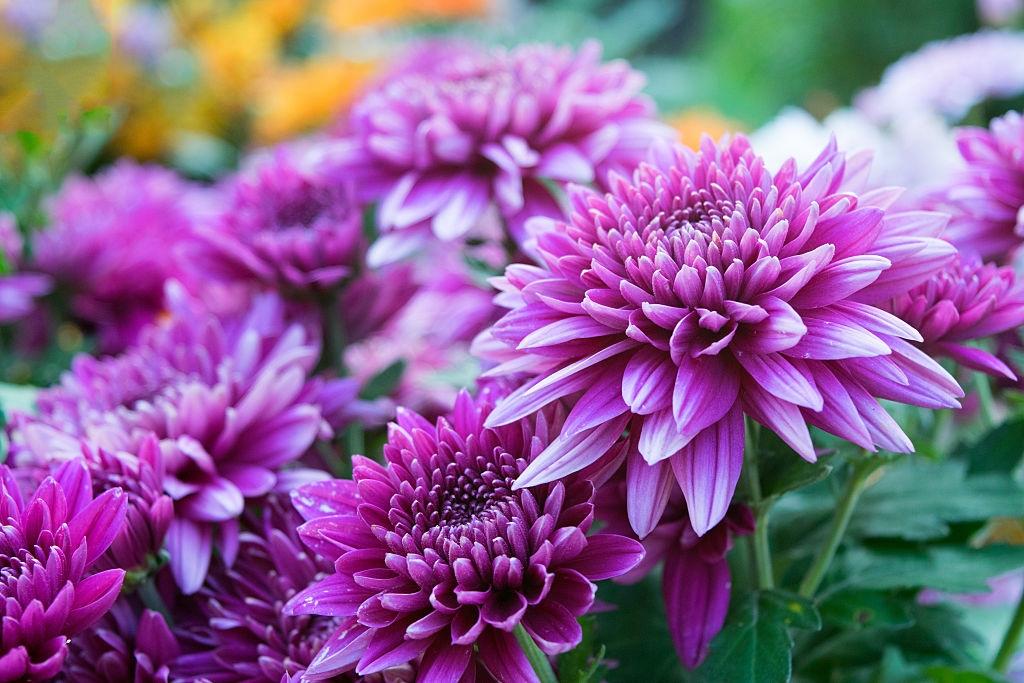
0, 458, 127, 680
193, 141, 365, 297
11, 288, 337, 594
931, 111, 1024, 262
284, 390, 644, 681
172, 494, 339, 683
887, 254, 1024, 380
330, 39, 673, 265
479, 136, 963, 538
60, 600, 179, 683
34, 161, 214, 352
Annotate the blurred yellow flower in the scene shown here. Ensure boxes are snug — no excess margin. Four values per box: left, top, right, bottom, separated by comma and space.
668, 108, 742, 149
252, 56, 376, 144
194, 8, 280, 104
324, 0, 487, 30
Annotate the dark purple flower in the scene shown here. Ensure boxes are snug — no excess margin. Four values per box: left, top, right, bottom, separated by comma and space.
478, 136, 962, 539
283, 390, 644, 681
193, 142, 364, 297
0, 458, 127, 681
171, 495, 338, 683
329, 40, 673, 264
59, 599, 179, 683
930, 111, 1024, 262
11, 289, 335, 594
34, 161, 215, 352
597, 480, 753, 669
886, 255, 1024, 379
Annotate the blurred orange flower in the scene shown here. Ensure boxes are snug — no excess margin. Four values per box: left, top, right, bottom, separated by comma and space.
324, 0, 487, 30
668, 108, 742, 148
252, 56, 376, 144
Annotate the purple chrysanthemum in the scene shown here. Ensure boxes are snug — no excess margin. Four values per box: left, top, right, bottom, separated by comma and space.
11, 289, 339, 594
0, 212, 50, 325
930, 111, 1024, 262
597, 479, 753, 669
283, 390, 644, 681
886, 255, 1024, 380
34, 161, 214, 352
193, 142, 364, 297
172, 495, 337, 683
0, 458, 127, 681
330, 40, 673, 264
479, 136, 963, 538
60, 600, 179, 683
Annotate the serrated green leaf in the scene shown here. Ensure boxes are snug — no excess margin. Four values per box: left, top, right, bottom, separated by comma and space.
839, 545, 1024, 593
849, 459, 1024, 541
360, 360, 406, 400
699, 590, 820, 683
819, 589, 914, 630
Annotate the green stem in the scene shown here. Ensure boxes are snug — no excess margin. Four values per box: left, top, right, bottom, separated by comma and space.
138, 577, 173, 625
974, 371, 997, 428
317, 292, 347, 376
994, 585, 1024, 672
743, 421, 774, 589
514, 624, 559, 683
797, 457, 880, 598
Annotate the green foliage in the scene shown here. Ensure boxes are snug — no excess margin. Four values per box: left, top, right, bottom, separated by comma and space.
557, 617, 607, 683
700, 590, 821, 683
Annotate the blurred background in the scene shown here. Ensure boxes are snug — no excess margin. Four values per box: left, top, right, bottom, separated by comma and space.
0, 0, 1007, 177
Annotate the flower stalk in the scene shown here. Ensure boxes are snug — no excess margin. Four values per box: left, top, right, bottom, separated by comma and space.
514, 624, 560, 683
743, 421, 774, 589
798, 456, 882, 598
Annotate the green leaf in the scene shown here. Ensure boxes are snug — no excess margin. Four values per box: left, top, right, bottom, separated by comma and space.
557, 617, 606, 683
819, 589, 914, 630
924, 666, 1008, 683
699, 590, 821, 683
850, 459, 1024, 541
839, 545, 1024, 593
962, 418, 1024, 475
754, 429, 833, 504
359, 360, 406, 400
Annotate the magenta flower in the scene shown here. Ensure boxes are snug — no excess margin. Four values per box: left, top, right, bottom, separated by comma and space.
597, 479, 753, 669
60, 600, 179, 683
330, 40, 673, 264
34, 161, 214, 352
0, 212, 50, 325
479, 136, 963, 538
11, 289, 335, 594
0, 458, 127, 681
931, 111, 1024, 262
284, 390, 644, 681
192, 141, 364, 297
887, 255, 1024, 380
171, 495, 338, 683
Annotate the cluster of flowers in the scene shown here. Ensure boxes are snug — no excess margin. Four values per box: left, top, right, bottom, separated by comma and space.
1, 34, 1024, 682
